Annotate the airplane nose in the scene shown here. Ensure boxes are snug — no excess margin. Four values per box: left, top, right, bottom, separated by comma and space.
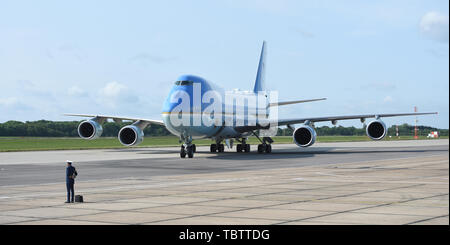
162, 78, 212, 114
162, 85, 194, 113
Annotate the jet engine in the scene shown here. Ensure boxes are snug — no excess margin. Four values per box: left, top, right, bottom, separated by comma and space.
366, 119, 387, 140
77, 120, 103, 139
293, 124, 317, 147
118, 125, 144, 146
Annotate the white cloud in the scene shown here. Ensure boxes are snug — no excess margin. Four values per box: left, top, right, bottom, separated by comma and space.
16, 80, 53, 98
383, 95, 393, 103
100, 82, 127, 98
0, 97, 33, 110
97, 82, 138, 109
67, 86, 87, 97
0, 97, 19, 107
420, 11, 449, 43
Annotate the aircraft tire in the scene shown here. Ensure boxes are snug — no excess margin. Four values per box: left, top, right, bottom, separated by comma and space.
265, 144, 272, 153
245, 144, 250, 152
237, 144, 242, 152
257, 144, 264, 153
187, 146, 194, 158
218, 144, 225, 152
210, 144, 217, 152
180, 145, 186, 158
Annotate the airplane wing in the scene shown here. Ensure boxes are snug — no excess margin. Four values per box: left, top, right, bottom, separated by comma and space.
64, 113, 165, 126
274, 112, 438, 126
268, 98, 326, 107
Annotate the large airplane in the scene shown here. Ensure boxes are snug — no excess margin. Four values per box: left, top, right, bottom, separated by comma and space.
66, 41, 437, 158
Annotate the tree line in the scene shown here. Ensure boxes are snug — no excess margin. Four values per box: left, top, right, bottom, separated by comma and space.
277, 124, 448, 137
0, 120, 171, 137
0, 120, 447, 137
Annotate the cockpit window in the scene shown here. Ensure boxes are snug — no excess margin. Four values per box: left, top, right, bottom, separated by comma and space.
175, 80, 194, 86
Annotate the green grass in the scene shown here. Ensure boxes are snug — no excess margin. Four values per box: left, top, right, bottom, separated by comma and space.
0, 135, 447, 152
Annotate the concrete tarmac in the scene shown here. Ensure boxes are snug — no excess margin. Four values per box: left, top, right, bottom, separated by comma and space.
0, 139, 448, 225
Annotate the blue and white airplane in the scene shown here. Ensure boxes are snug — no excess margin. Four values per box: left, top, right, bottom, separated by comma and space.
66, 42, 437, 158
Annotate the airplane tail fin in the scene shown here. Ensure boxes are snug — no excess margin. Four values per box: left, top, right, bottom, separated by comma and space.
253, 41, 266, 93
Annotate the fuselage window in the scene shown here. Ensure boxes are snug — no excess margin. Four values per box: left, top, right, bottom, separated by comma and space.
175, 81, 194, 86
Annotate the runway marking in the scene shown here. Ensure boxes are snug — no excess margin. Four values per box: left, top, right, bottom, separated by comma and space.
315, 172, 345, 178
313, 171, 449, 182
372, 160, 449, 169
291, 178, 304, 181
273, 193, 449, 225
0, 176, 153, 189
291, 178, 447, 185
403, 214, 449, 225
0, 176, 274, 201
318, 154, 448, 169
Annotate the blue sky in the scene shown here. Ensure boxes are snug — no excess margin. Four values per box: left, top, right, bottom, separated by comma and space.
0, 0, 448, 128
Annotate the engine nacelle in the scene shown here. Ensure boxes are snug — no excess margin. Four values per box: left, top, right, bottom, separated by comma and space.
78, 120, 103, 140
366, 119, 387, 140
118, 125, 144, 146
293, 124, 317, 147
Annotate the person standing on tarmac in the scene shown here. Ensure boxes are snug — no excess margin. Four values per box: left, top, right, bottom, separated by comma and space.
65, 160, 77, 203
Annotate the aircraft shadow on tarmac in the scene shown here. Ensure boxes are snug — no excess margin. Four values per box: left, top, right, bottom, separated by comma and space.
205, 148, 447, 160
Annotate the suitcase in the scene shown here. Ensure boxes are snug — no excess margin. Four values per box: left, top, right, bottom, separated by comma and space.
75, 195, 84, 203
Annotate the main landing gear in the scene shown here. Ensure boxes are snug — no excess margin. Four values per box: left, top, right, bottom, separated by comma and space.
257, 143, 272, 153
252, 131, 273, 154
210, 143, 224, 152
207, 135, 273, 154
236, 138, 250, 153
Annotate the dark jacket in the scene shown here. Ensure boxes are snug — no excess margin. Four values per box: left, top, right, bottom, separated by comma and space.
66, 166, 77, 183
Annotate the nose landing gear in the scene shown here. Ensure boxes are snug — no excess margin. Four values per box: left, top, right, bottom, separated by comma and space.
180, 144, 195, 158
179, 134, 195, 158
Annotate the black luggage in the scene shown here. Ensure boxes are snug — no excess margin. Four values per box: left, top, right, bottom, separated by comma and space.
75, 195, 84, 203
